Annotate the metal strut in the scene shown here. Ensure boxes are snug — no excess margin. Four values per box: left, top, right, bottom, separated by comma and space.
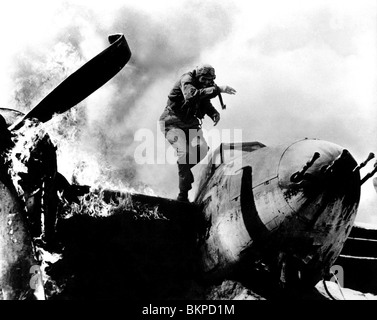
290, 152, 321, 183
353, 152, 375, 172
360, 160, 377, 186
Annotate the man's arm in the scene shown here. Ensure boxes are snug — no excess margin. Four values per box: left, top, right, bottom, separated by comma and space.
202, 85, 236, 126
201, 100, 220, 126
180, 75, 220, 102
217, 85, 236, 95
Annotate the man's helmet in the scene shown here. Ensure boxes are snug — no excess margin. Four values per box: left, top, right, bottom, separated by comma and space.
196, 64, 216, 79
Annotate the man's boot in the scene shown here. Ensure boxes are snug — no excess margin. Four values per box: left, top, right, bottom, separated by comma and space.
177, 190, 189, 202
177, 163, 194, 202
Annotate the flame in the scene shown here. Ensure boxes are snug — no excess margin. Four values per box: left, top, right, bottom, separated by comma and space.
5, 114, 160, 220
5, 118, 56, 198
43, 110, 158, 197
59, 187, 167, 220
35, 247, 63, 299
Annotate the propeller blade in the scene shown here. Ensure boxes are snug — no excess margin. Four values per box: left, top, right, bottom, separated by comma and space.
9, 33, 131, 131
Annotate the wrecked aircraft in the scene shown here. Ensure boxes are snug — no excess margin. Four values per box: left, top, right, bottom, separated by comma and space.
0, 33, 131, 299
0, 32, 377, 300
193, 140, 376, 290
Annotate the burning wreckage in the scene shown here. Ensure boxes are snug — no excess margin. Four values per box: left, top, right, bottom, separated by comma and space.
0, 33, 201, 301
1, 33, 377, 301
0, 33, 133, 299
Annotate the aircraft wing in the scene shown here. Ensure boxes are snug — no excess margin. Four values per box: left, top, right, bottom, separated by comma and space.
43, 186, 204, 300
100, 189, 203, 223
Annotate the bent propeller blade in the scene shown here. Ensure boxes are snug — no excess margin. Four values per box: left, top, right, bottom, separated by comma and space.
9, 33, 131, 131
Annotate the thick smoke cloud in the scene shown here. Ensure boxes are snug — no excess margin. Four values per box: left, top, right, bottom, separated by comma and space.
0, 0, 376, 224
2, 0, 236, 194
209, 1, 377, 225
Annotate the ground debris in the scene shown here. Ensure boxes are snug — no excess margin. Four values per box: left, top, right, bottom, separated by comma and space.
206, 280, 266, 300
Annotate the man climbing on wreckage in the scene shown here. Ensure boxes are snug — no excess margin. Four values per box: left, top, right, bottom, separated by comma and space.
159, 64, 236, 202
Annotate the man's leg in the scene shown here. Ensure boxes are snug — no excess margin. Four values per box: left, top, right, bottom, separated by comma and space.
177, 129, 209, 201
177, 163, 193, 201
188, 128, 209, 168
165, 127, 192, 201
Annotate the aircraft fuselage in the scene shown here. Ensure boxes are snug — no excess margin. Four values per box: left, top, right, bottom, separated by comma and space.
194, 138, 360, 287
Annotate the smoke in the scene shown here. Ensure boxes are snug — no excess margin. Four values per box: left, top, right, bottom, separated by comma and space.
195, 0, 377, 224
1, 0, 376, 223
0, 0, 236, 195
81, 1, 236, 195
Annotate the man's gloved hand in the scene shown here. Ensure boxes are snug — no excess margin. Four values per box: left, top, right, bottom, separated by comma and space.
213, 112, 220, 126
218, 85, 236, 95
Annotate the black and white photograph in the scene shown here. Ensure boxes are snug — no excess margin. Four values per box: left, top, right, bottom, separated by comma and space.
0, 0, 376, 306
